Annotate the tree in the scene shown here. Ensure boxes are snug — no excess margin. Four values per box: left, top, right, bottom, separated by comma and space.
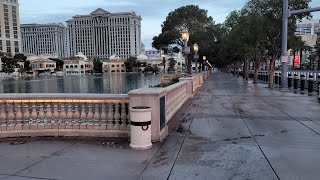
216, 0, 311, 88
24, 60, 32, 72
14, 53, 27, 62
152, 5, 217, 69
93, 59, 102, 73
244, 0, 310, 88
1, 56, 18, 73
125, 56, 138, 72
49, 58, 64, 71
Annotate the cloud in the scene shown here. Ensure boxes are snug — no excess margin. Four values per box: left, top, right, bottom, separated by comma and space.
21, 0, 318, 49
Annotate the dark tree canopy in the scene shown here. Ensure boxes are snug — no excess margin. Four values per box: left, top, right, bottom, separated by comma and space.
152, 5, 221, 68
125, 56, 138, 72
14, 53, 27, 62
214, 0, 311, 87
93, 59, 102, 73
152, 5, 216, 57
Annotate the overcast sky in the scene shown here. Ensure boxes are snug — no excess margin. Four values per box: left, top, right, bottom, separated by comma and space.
19, 0, 320, 49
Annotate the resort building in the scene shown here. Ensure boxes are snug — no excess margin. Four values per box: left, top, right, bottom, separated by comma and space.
66, 8, 142, 60
63, 52, 93, 75
30, 59, 56, 73
102, 54, 126, 73
21, 23, 66, 58
0, 0, 21, 55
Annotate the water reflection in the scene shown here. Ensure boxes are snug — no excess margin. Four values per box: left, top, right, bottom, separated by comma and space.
0, 73, 161, 94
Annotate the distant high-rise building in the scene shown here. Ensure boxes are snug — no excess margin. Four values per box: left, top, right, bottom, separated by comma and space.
295, 19, 320, 47
21, 23, 66, 58
0, 0, 21, 56
66, 8, 142, 60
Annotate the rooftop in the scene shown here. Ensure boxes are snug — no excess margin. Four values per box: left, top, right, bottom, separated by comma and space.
21, 23, 66, 28
66, 8, 141, 22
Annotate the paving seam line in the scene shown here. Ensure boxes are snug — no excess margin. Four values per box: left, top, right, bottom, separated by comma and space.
165, 77, 209, 180
0, 173, 55, 180
226, 90, 281, 180
136, 79, 208, 180
13, 138, 81, 176
258, 96, 320, 135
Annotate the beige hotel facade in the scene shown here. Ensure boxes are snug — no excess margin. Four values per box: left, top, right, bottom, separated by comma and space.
66, 8, 142, 60
0, 0, 21, 56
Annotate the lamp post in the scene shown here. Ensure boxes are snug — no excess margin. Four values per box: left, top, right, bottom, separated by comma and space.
193, 43, 199, 73
181, 28, 190, 77
202, 56, 206, 71
162, 54, 166, 73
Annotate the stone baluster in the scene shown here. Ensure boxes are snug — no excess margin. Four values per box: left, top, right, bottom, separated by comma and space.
80, 103, 87, 129
5, 103, 9, 128
59, 102, 69, 129
60, 102, 68, 129
126, 106, 130, 130
57, 102, 63, 128
66, 101, 73, 129
93, 102, 101, 130
43, 103, 48, 129
7, 102, 15, 130
51, 102, 59, 129
0, 103, 6, 130
64, 102, 73, 129
107, 102, 113, 130
36, 102, 43, 129
23, 102, 30, 130
29, 102, 37, 130
100, 103, 108, 130
70, 102, 76, 128
98, 103, 104, 129
120, 102, 127, 130
74, 102, 82, 129
15, 101, 23, 130
86, 102, 94, 129
113, 102, 120, 130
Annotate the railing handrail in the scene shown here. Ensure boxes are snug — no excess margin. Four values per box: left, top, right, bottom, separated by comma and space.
0, 93, 129, 101
164, 81, 188, 94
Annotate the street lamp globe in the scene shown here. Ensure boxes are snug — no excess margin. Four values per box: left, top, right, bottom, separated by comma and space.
181, 28, 189, 42
193, 43, 199, 52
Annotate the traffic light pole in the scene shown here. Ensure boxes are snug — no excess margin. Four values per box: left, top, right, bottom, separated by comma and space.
281, 0, 320, 91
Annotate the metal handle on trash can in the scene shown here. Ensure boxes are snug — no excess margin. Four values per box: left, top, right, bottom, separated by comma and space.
131, 121, 151, 131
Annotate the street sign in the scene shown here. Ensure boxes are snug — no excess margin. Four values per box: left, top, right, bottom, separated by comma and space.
281, 55, 289, 63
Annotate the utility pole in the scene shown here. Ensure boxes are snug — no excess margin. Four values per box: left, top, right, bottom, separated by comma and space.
281, 0, 320, 90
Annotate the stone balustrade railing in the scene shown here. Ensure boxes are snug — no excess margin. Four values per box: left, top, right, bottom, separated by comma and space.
165, 81, 188, 122
0, 94, 129, 138
0, 70, 212, 142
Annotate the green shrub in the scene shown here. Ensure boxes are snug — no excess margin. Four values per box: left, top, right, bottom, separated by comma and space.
152, 77, 180, 88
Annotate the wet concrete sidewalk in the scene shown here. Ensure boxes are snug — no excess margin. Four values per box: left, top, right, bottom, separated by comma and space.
1, 71, 320, 180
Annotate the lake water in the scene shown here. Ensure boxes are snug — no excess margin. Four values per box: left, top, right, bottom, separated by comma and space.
0, 73, 161, 94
